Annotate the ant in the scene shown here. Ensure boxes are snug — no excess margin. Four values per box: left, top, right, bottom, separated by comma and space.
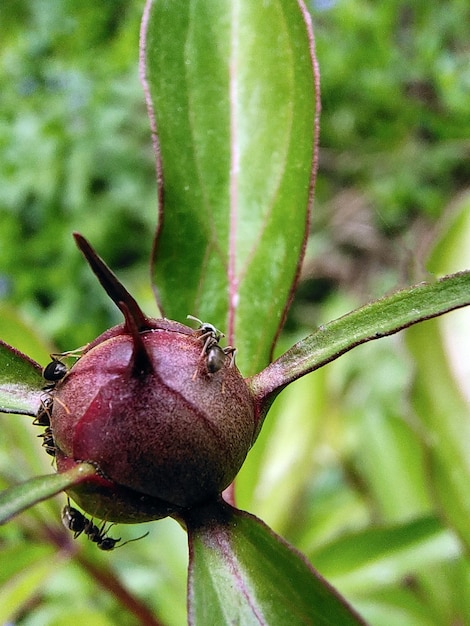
33, 396, 56, 456
187, 315, 236, 373
42, 358, 68, 386
41, 347, 85, 391
187, 315, 224, 351
37, 426, 56, 457
33, 349, 83, 459
41, 357, 68, 392
62, 503, 148, 551
205, 343, 236, 373
33, 396, 53, 427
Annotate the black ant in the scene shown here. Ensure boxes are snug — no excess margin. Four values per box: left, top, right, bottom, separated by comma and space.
187, 315, 224, 351
62, 503, 148, 551
33, 396, 53, 427
33, 349, 83, 458
37, 426, 56, 457
42, 358, 68, 385
41, 347, 85, 391
42, 358, 67, 392
33, 396, 56, 456
187, 315, 236, 373
205, 343, 236, 373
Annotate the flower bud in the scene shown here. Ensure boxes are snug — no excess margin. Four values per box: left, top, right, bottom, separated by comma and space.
51, 320, 255, 521
48, 235, 256, 523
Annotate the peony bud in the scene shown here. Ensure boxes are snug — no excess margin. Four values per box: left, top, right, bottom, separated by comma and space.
46, 235, 256, 523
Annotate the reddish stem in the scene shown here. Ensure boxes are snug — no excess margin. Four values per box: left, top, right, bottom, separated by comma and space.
76, 552, 165, 626
40, 520, 165, 626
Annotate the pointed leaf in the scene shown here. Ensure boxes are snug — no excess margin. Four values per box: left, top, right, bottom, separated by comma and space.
186, 501, 366, 625
141, 0, 319, 375
250, 271, 470, 424
0, 462, 97, 524
0, 340, 43, 416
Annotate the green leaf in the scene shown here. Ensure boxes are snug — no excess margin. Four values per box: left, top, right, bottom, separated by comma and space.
407, 319, 470, 551
141, 0, 319, 375
0, 339, 44, 416
406, 193, 470, 552
416, 558, 470, 625
342, 341, 432, 523
186, 500, 366, 625
427, 192, 470, 276
425, 192, 470, 407
250, 271, 470, 423
0, 462, 97, 525
309, 516, 461, 596
354, 588, 439, 626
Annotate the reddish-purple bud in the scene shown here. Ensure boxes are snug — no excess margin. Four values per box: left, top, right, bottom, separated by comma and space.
48, 235, 256, 523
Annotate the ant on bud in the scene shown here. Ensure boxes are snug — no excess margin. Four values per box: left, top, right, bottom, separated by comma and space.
33, 396, 56, 456
37, 426, 56, 456
34, 349, 84, 459
42, 358, 67, 393
61, 502, 149, 551
42, 359, 68, 386
42, 347, 86, 391
187, 315, 224, 351
33, 396, 53, 427
187, 315, 236, 373
206, 343, 237, 374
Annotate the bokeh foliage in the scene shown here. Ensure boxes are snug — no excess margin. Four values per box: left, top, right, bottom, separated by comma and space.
0, 0, 158, 351
1, 0, 470, 344
1, 0, 470, 624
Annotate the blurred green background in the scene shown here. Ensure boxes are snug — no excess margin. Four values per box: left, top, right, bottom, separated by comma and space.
1, 0, 470, 624
1, 0, 470, 349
